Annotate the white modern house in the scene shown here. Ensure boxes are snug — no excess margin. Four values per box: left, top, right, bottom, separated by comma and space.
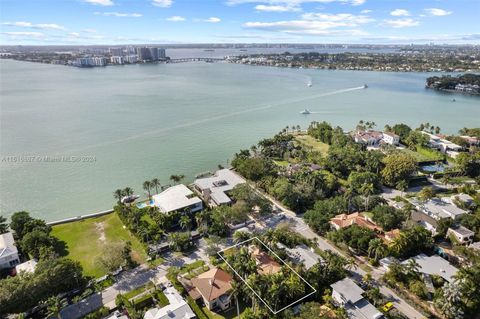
410, 198, 468, 221
193, 169, 246, 206
382, 132, 400, 145
152, 184, 203, 214
447, 225, 475, 245
144, 286, 195, 319
421, 131, 463, 157
331, 278, 384, 319
0, 232, 20, 269
404, 254, 459, 282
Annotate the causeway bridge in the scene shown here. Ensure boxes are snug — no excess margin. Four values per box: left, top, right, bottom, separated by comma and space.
167, 57, 226, 63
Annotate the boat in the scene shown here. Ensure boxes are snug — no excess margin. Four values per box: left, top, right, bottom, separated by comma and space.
363, 84, 368, 89
121, 194, 140, 204
307, 83, 312, 87
300, 109, 311, 115
452, 98, 456, 102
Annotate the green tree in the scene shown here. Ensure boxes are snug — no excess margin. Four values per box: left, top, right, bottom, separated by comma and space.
418, 186, 435, 202
381, 152, 417, 187
360, 183, 375, 211
95, 242, 127, 273
9, 211, 33, 239
179, 215, 191, 231
0, 215, 8, 234
113, 189, 124, 203
143, 180, 152, 199
151, 178, 161, 194
367, 238, 387, 261
46, 296, 63, 319
21, 229, 54, 259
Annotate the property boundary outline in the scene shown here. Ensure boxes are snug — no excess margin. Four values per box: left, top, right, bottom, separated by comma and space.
217, 236, 317, 314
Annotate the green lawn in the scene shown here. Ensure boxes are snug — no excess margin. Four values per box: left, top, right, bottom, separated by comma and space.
51, 213, 147, 278
401, 147, 444, 162
294, 134, 330, 154
179, 260, 205, 274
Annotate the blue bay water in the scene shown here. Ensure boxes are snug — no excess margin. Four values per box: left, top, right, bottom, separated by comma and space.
1, 59, 479, 221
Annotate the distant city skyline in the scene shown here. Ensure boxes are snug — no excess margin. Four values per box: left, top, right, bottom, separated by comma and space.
0, 0, 479, 45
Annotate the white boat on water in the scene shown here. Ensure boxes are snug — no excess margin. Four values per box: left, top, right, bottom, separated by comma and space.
363, 84, 368, 89
300, 109, 311, 115
307, 83, 312, 87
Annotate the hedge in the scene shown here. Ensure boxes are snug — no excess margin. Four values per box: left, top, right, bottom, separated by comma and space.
187, 296, 208, 319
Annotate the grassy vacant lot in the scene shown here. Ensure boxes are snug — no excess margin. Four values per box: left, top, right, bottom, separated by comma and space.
401, 147, 443, 162
294, 134, 330, 154
51, 213, 147, 278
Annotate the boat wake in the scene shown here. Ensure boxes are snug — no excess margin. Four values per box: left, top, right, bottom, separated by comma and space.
57, 86, 365, 154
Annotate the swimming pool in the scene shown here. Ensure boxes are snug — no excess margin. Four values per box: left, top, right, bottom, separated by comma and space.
421, 164, 448, 173
136, 200, 154, 209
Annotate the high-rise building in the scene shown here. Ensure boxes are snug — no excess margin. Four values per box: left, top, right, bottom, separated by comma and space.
158, 48, 166, 60
109, 48, 124, 56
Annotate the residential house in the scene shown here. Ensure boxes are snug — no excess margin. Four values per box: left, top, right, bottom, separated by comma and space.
152, 184, 203, 214
383, 229, 401, 242
283, 244, 322, 270
421, 131, 463, 156
404, 254, 458, 282
0, 232, 20, 269
410, 198, 468, 221
144, 286, 195, 319
249, 246, 282, 275
193, 169, 246, 206
15, 259, 37, 274
330, 278, 384, 319
353, 130, 383, 146
382, 132, 400, 145
460, 136, 480, 147
447, 225, 475, 245
329, 213, 383, 232
190, 268, 233, 311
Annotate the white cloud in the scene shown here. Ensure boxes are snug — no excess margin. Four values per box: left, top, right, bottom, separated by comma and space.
360, 9, 372, 14
2, 21, 65, 30
94, 12, 142, 17
166, 15, 186, 21
244, 12, 373, 36
82, 28, 97, 33
84, 0, 114, 6
152, 0, 173, 7
255, 4, 301, 12
424, 8, 452, 16
390, 9, 410, 17
1, 31, 45, 38
227, 0, 366, 6
197, 17, 221, 23
383, 18, 420, 28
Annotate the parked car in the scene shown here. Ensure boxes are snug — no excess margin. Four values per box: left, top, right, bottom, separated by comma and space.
382, 302, 394, 312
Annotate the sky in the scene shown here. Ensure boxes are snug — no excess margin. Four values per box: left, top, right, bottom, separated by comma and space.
0, 0, 479, 45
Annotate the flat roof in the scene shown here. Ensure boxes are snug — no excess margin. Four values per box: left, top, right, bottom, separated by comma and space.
331, 278, 364, 304
15, 259, 37, 273
405, 254, 458, 282
286, 245, 322, 270
152, 184, 202, 213
412, 198, 467, 219
448, 225, 474, 237
194, 169, 245, 194
346, 298, 384, 319
144, 286, 195, 319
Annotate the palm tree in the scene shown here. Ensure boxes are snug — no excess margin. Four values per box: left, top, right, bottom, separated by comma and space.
179, 215, 191, 231
113, 189, 124, 203
169, 174, 185, 184
360, 183, 375, 211
368, 238, 387, 261
151, 178, 161, 194
123, 187, 134, 196
343, 187, 355, 213
233, 230, 251, 244
143, 181, 152, 200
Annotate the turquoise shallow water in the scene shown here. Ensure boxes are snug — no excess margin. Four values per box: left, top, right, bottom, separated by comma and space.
1, 59, 479, 221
